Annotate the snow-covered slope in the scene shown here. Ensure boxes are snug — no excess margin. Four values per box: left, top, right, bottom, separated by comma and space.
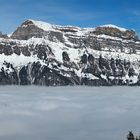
30, 19, 55, 31
100, 24, 127, 32
0, 19, 140, 86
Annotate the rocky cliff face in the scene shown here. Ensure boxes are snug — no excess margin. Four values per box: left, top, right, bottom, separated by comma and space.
0, 19, 140, 86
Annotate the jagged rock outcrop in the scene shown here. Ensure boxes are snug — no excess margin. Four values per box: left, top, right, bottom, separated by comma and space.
0, 19, 140, 86
11, 20, 47, 40
11, 20, 64, 42
93, 25, 139, 41
0, 32, 8, 38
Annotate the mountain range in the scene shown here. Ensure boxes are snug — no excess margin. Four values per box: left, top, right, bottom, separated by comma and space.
0, 19, 140, 86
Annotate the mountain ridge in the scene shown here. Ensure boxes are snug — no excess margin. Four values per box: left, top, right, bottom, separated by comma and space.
0, 19, 140, 86
11, 19, 139, 40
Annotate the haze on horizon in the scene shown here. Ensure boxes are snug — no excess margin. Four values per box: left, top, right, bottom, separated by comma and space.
0, 0, 140, 35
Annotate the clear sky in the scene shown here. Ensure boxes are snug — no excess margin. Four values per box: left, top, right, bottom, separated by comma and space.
0, 0, 140, 35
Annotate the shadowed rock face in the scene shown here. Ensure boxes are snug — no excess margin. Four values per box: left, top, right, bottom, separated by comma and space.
0, 61, 78, 86
0, 20, 140, 86
0, 51, 138, 86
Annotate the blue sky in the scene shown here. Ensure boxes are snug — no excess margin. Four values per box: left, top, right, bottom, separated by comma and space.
0, 0, 140, 35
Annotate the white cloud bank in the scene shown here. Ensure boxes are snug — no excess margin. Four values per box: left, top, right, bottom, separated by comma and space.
0, 86, 139, 140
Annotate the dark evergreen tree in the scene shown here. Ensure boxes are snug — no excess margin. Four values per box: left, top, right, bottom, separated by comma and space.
62, 51, 70, 62
99, 54, 104, 69
81, 54, 87, 64
127, 131, 135, 140
128, 67, 135, 77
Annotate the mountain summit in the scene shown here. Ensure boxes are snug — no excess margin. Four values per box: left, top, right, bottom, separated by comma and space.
0, 19, 140, 86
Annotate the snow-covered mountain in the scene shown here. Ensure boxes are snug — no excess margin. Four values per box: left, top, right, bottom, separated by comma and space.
0, 19, 140, 86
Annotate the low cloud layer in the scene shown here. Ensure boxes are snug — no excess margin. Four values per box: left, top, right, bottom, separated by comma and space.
0, 86, 139, 140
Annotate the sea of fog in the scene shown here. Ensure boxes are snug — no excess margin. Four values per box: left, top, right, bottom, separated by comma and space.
0, 86, 139, 140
